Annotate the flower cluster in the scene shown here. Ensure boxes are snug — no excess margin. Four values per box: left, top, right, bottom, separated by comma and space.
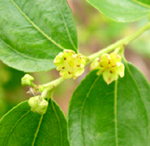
54, 50, 86, 79
90, 52, 124, 84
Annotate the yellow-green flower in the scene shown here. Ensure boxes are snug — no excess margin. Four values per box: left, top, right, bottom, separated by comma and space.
90, 52, 125, 84
54, 50, 86, 79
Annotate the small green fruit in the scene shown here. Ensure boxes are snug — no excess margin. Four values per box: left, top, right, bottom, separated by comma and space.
28, 96, 48, 115
21, 74, 34, 86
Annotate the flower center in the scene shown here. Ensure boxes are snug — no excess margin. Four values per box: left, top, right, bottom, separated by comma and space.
69, 60, 75, 67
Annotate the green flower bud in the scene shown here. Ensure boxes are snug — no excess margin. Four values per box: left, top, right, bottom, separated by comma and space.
21, 74, 34, 86
54, 50, 86, 79
90, 52, 125, 84
28, 96, 48, 115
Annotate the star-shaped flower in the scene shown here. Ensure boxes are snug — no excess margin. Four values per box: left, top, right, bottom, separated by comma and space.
90, 52, 125, 84
54, 50, 86, 79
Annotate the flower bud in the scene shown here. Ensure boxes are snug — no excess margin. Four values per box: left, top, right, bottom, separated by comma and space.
90, 52, 125, 84
21, 74, 34, 86
54, 50, 86, 79
28, 96, 48, 115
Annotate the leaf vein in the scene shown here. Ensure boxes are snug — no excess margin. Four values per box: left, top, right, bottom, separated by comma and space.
53, 1, 77, 51
32, 115, 44, 146
0, 38, 53, 62
4, 110, 31, 146
10, 0, 66, 50
80, 75, 100, 146
125, 62, 149, 143
51, 99, 63, 146
114, 80, 118, 146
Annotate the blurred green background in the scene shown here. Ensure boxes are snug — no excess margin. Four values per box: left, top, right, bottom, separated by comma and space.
0, 0, 150, 118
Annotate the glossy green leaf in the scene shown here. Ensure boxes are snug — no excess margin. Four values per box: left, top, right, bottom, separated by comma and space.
68, 63, 150, 146
0, 0, 77, 72
86, 0, 150, 22
133, 0, 150, 8
0, 99, 69, 146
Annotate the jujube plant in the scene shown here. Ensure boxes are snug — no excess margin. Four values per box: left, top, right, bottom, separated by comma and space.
0, 0, 150, 146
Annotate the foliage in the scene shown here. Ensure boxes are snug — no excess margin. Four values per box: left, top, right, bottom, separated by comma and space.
0, 0, 150, 145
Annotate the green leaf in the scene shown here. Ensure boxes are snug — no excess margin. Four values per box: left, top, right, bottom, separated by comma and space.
68, 62, 150, 146
86, 0, 150, 22
0, 99, 69, 146
0, 0, 77, 72
133, 0, 150, 8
